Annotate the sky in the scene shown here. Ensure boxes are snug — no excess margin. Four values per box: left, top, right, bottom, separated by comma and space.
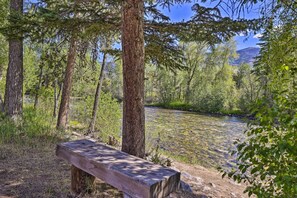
162, 3, 262, 50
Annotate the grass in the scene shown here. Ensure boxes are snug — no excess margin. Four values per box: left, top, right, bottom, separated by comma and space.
0, 102, 125, 197
146, 101, 247, 117
146, 101, 194, 111
0, 139, 122, 198
0, 99, 247, 197
0, 106, 59, 144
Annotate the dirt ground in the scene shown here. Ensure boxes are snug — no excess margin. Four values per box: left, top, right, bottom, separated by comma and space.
0, 138, 248, 198
170, 162, 248, 198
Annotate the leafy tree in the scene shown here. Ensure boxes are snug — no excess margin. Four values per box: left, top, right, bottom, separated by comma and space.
224, 24, 297, 197
23, 46, 39, 96
0, 0, 8, 106
0, 35, 8, 110
190, 40, 238, 112
88, 37, 113, 133
181, 41, 207, 103
156, 68, 180, 103
218, 1, 297, 197
235, 63, 261, 113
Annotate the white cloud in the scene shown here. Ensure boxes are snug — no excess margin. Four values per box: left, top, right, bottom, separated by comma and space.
253, 33, 263, 39
238, 32, 245, 37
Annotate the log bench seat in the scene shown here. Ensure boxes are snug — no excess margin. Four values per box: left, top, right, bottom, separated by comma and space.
56, 139, 180, 198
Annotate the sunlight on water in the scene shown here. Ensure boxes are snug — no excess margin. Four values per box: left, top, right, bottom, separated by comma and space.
145, 107, 247, 169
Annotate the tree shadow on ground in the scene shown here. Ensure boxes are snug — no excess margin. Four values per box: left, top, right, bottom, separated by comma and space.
0, 140, 122, 198
0, 138, 209, 198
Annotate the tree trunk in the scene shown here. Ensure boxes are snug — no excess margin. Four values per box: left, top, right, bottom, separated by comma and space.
57, 37, 77, 130
53, 79, 62, 118
0, 94, 4, 112
0, 66, 3, 112
185, 80, 191, 103
34, 64, 44, 109
4, 0, 23, 117
121, 0, 145, 158
173, 73, 177, 100
88, 52, 107, 133
0, 64, 3, 81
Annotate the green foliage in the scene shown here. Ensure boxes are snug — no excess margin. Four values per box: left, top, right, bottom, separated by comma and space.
235, 64, 261, 113
0, 34, 8, 98
22, 106, 52, 138
148, 101, 193, 111
223, 24, 297, 197
71, 92, 121, 143
96, 93, 121, 142
108, 60, 123, 100
156, 68, 180, 103
23, 46, 39, 94
0, 0, 8, 28
0, 112, 18, 143
148, 40, 247, 114
0, 106, 54, 144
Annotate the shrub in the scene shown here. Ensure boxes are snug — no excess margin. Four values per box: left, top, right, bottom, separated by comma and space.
0, 106, 54, 143
0, 112, 18, 143
221, 25, 297, 197
71, 92, 121, 143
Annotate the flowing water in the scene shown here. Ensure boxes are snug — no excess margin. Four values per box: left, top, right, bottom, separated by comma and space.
145, 107, 247, 169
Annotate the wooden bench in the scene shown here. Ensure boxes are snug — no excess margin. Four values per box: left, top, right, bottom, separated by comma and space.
56, 139, 180, 198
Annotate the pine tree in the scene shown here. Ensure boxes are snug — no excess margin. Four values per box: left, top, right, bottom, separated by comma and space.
4, 0, 23, 118
121, 0, 146, 158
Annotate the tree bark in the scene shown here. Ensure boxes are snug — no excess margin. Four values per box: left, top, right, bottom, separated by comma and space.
88, 52, 107, 133
121, 0, 145, 158
0, 66, 3, 112
71, 165, 95, 194
57, 37, 77, 130
4, 0, 23, 117
53, 79, 62, 118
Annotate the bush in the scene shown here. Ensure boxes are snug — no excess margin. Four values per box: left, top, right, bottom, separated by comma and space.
194, 92, 225, 113
221, 25, 297, 197
71, 92, 121, 143
22, 106, 52, 138
0, 112, 18, 143
0, 106, 54, 143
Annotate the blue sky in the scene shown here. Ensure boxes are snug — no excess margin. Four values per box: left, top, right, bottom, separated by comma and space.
162, 3, 262, 50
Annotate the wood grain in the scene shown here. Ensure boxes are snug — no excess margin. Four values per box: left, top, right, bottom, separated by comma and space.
56, 139, 180, 198
71, 165, 95, 194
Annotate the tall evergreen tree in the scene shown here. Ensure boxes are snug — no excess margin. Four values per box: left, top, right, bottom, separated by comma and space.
57, 36, 78, 130
121, 0, 145, 158
4, 0, 23, 117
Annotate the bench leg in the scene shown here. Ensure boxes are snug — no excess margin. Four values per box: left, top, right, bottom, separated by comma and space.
71, 165, 95, 194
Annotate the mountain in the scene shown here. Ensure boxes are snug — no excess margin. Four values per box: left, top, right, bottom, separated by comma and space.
231, 47, 260, 66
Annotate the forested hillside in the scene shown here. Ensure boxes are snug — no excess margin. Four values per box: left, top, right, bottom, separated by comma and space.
231, 47, 260, 66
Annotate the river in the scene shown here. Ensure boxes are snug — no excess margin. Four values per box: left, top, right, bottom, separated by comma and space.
145, 107, 247, 169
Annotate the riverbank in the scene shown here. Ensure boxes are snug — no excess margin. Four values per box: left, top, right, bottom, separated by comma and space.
0, 135, 248, 198
146, 102, 252, 119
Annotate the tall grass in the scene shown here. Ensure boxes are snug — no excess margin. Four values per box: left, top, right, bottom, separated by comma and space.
0, 106, 57, 144
70, 92, 122, 143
